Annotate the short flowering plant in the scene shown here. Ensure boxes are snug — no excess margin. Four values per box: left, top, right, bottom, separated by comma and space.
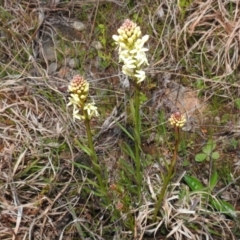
154, 111, 186, 219
67, 75, 109, 204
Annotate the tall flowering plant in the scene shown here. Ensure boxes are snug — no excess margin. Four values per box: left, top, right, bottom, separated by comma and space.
113, 19, 149, 199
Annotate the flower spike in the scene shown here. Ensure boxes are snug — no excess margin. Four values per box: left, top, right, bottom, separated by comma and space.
113, 19, 149, 84
169, 112, 186, 128
68, 75, 99, 121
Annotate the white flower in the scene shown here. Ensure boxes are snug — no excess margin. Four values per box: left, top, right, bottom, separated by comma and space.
120, 56, 136, 69
72, 105, 83, 121
122, 65, 134, 76
169, 112, 186, 128
84, 102, 99, 119
112, 35, 119, 41
136, 35, 149, 47
68, 93, 81, 106
134, 70, 146, 83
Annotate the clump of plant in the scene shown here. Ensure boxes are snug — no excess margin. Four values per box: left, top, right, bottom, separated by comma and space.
66, 19, 237, 239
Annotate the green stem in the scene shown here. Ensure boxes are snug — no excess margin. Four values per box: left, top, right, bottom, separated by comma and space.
133, 82, 141, 199
83, 110, 109, 203
153, 126, 180, 220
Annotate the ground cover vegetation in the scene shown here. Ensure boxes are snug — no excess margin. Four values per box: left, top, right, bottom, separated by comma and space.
0, 0, 240, 239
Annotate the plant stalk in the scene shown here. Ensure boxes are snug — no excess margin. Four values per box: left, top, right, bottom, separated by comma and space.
83, 110, 109, 203
153, 126, 180, 220
133, 82, 142, 199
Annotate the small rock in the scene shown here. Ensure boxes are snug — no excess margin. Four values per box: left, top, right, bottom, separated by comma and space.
42, 40, 56, 61
92, 40, 103, 50
72, 21, 86, 31
221, 191, 232, 201
156, 6, 164, 19
48, 62, 58, 75
0, 30, 7, 40
152, 163, 161, 169
68, 58, 79, 68
58, 66, 71, 79
214, 116, 221, 124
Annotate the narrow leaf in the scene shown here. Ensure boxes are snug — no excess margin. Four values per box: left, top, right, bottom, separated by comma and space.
121, 142, 136, 161
73, 162, 94, 174
119, 158, 135, 175
209, 171, 218, 190
129, 99, 135, 124
210, 198, 236, 218
116, 122, 134, 141
75, 139, 92, 156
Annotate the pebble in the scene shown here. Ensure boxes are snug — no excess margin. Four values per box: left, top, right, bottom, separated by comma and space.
214, 116, 221, 124
92, 41, 103, 50
42, 40, 56, 61
48, 62, 58, 75
72, 21, 86, 31
68, 58, 79, 68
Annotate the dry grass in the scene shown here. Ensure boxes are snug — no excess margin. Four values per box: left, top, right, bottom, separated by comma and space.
136, 171, 237, 240
182, 0, 240, 75
0, 69, 85, 239
0, 1, 87, 239
0, 0, 240, 240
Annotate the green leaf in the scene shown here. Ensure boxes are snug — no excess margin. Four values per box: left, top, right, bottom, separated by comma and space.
211, 151, 220, 160
86, 178, 101, 188
207, 228, 222, 236
121, 142, 136, 161
234, 98, 240, 109
195, 153, 207, 162
116, 122, 134, 141
202, 139, 216, 154
209, 171, 218, 190
75, 139, 92, 156
119, 158, 135, 175
134, 128, 141, 149
139, 92, 147, 104
183, 159, 190, 167
184, 175, 204, 191
73, 162, 94, 174
210, 198, 236, 218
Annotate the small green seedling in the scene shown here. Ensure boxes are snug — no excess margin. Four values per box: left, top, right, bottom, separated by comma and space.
195, 139, 220, 162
